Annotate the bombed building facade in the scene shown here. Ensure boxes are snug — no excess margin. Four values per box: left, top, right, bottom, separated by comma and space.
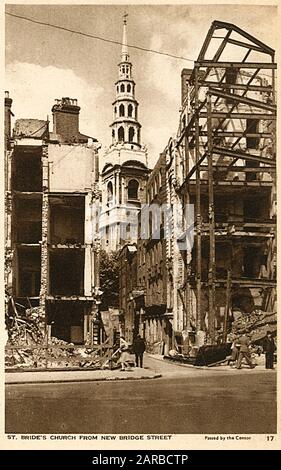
4, 19, 276, 364
119, 21, 276, 354
5, 94, 101, 345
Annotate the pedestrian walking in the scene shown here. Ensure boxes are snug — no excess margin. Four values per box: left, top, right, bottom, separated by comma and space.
227, 335, 239, 367
133, 334, 146, 368
118, 336, 131, 371
263, 331, 276, 370
236, 333, 255, 369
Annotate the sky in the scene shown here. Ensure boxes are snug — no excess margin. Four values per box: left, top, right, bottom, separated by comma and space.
5, 2, 278, 167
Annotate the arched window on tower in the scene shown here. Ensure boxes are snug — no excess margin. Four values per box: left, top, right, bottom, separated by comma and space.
119, 104, 125, 117
137, 129, 141, 143
120, 84, 125, 93
117, 86, 119, 93
114, 106, 117, 115
149, 211, 153, 237
112, 129, 115, 139
107, 181, 113, 202
129, 127, 135, 142
127, 84, 131, 93
118, 126, 124, 142
128, 104, 133, 117
128, 179, 139, 201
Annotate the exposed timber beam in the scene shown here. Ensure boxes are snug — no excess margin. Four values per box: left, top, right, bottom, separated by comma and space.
195, 61, 277, 69
198, 81, 272, 92
208, 88, 276, 112
212, 146, 275, 166
200, 112, 276, 120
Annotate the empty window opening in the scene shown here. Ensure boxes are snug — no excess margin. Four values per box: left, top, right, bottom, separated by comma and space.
128, 179, 139, 200
225, 67, 239, 104
14, 196, 42, 243
107, 181, 113, 202
12, 148, 42, 191
49, 250, 84, 296
127, 84, 131, 93
47, 302, 85, 344
118, 126, 124, 141
128, 104, 133, 117
243, 246, 261, 278
120, 84, 125, 93
49, 196, 85, 245
119, 104, 125, 117
129, 126, 135, 142
243, 198, 262, 222
17, 247, 41, 297
246, 119, 260, 149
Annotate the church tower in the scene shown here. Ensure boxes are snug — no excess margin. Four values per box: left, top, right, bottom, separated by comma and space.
100, 15, 150, 252
111, 15, 141, 149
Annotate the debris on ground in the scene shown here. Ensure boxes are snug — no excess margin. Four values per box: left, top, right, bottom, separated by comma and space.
5, 294, 114, 370
230, 310, 276, 343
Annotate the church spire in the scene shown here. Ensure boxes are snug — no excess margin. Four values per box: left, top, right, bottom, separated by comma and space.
110, 15, 142, 149
121, 13, 129, 62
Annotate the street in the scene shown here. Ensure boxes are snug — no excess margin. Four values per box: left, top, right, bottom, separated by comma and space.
5, 357, 277, 434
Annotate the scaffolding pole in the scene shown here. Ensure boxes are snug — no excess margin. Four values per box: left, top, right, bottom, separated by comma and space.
194, 67, 202, 331
207, 93, 216, 344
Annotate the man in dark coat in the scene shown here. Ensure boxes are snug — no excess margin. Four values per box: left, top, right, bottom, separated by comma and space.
263, 331, 276, 369
133, 334, 146, 368
236, 333, 255, 369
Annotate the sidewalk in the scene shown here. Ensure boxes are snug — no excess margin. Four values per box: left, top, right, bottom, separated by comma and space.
146, 353, 276, 375
5, 367, 161, 385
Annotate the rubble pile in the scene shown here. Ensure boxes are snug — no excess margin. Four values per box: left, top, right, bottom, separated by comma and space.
5, 298, 104, 370
231, 310, 277, 343
5, 303, 46, 369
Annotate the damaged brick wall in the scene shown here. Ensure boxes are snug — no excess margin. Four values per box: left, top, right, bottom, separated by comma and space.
39, 145, 49, 318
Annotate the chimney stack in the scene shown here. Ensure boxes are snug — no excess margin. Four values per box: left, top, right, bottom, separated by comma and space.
52, 97, 80, 143
5, 91, 13, 150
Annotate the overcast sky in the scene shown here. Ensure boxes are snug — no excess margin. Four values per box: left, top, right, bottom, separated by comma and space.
5, 2, 277, 167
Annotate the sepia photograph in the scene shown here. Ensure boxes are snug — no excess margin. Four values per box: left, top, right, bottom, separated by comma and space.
3, 1, 278, 446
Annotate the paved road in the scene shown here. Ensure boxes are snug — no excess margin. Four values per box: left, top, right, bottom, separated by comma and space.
6, 357, 276, 434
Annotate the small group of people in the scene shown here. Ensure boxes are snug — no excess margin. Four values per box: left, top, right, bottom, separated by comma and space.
118, 334, 146, 371
228, 331, 276, 370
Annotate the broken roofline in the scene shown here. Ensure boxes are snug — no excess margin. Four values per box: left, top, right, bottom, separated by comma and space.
189, 20, 275, 83
199, 20, 275, 61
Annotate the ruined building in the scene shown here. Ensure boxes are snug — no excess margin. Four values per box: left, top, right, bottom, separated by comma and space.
5, 95, 101, 345
100, 16, 150, 252
119, 21, 276, 354
172, 21, 276, 349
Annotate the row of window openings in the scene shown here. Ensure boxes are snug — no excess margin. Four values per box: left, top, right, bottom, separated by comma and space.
180, 116, 260, 150
117, 84, 133, 93
112, 126, 140, 143
107, 179, 139, 202
115, 103, 135, 118
147, 175, 163, 203
120, 65, 130, 76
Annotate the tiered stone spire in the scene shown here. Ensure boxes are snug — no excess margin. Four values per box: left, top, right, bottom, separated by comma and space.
110, 14, 141, 148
